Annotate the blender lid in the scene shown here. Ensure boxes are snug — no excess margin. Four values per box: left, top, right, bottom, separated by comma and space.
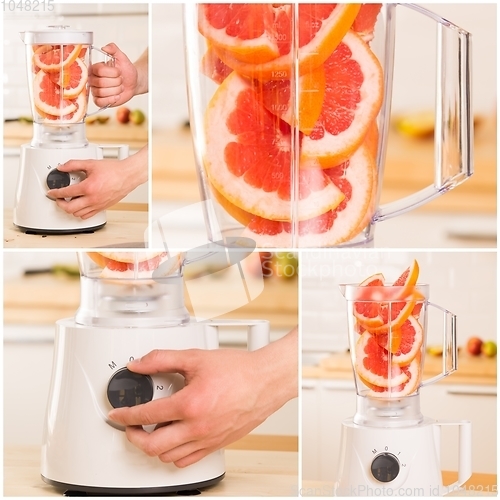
20, 26, 93, 45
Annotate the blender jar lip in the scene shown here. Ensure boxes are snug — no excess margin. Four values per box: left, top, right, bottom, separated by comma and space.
21, 27, 93, 45
340, 283, 429, 300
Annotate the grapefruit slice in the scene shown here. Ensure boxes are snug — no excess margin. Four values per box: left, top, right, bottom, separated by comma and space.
33, 70, 77, 117
301, 31, 384, 168
201, 45, 326, 135
33, 44, 82, 73
36, 90, 87, 124
255, 64, 326, 135
354, 331, 408, 388
375, 316, 424, 365
199, 4, 281, 64
201, 44, 233, 84
352, 4, 382, 43
204, 71, 344, 221
353, 273, 386, 329
365, 355, 421, 397
210, 144, 375, 247
60, 57, 88, 99
211, 4, 361, 80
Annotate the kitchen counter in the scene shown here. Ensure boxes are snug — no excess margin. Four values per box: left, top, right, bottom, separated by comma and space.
303, 352, 497, 386
3, 121, 148, 150
4, 270, 298, 330
151, 123, 496, 249
152, 118, 496, 213
4, 446, 298, 497
4, 206, 148, 249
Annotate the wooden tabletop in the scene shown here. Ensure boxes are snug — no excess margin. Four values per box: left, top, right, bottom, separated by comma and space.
4, 207, 148, 249
4, 446, 298, 497
4, 121, 148, 150
302, 352, 497, 386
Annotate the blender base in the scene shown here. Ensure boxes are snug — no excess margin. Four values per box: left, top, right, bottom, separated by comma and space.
15, 222, 106, 235
41, 473, 225, 496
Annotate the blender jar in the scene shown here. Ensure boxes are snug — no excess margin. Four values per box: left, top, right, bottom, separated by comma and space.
76, 252, 189, 328
341, 282, 457, 426
184, 4, 472, 248
20, 26, 113, 147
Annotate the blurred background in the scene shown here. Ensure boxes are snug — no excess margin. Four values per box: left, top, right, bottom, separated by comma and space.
301, 251, 496, 481
3, 3, 149, 209
151, 3, 496, 248
3, 251, 298, 452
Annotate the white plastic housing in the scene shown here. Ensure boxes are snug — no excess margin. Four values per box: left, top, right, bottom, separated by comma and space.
41, 319, 226, 492
14, 144, 106, 232
335, 418, 471, 496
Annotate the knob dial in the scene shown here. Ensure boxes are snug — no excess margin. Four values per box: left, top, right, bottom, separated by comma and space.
107, 368, 154, 409
46, 169, 70, 190
371, 452, 400, 483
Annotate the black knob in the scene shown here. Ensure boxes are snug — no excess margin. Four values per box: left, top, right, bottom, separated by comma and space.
107, 368, 154, 409
371, 453, 400, 483
47, 169, 70, 189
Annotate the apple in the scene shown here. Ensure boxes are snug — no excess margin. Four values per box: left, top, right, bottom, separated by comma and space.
481, 340, 497, 357
116, 107, 131, 124
130, 109, 146, 125
466, 337, 483, 356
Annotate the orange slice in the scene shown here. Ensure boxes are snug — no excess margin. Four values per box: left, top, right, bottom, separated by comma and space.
300, 30, 383, 168
204, 71, 344, 222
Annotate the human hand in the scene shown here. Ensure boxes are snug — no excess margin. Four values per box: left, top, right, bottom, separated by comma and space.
89, 44, 147, 107
108, 327, 298, 468
46, 146, 147, 219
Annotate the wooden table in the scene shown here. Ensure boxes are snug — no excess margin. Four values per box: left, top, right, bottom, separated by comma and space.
4, 207, 148, 249
4, 446, 298, 497
303, 352, 497, 386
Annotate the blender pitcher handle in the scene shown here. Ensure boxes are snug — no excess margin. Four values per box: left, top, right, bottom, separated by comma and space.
435, 420, 472, 493
420, 302, 457, 387
207, 320, 270, 351
86, 47, 116, 116
374, 4, 473, 222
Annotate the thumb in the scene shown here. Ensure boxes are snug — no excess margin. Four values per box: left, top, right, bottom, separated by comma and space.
127, 349, 200, 377
101, 43, 130, 64
57, 159, 93, 173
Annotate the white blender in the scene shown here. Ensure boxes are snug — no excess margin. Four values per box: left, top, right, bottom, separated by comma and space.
336, 280, 472, 496
41, 250, 270, 494
14, 26, 128, 234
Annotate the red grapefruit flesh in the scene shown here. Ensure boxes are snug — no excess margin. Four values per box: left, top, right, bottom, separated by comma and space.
33, 70, 77, 117
211, 4, 361, 80
204, 72, 345, 222
352, 4, 382, 43
33, 44, 82, 72
354, 331, 409, 388
300, 31, 383, 168
365, 355, 421, 397
375, 315, 424, 365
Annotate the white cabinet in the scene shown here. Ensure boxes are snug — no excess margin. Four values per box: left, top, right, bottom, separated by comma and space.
302, 378, 497, 481
301, 378, 355, 482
